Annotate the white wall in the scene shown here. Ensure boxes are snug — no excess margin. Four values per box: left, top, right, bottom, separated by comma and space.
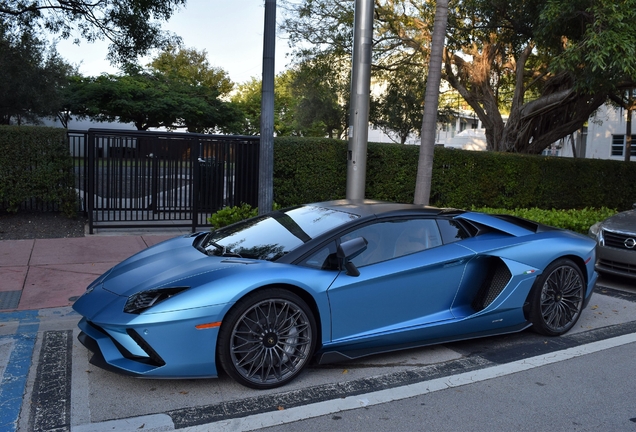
43, 117, 136, 131
585, 104, 634, 161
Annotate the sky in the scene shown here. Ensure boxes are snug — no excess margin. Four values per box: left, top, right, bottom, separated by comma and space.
53, 0, 292, 84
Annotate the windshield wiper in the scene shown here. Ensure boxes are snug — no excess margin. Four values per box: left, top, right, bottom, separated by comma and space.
206, 240, 242, 258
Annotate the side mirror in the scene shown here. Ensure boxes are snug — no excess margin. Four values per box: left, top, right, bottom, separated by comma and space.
337, 237, 368, 277
633, 203, 636, 209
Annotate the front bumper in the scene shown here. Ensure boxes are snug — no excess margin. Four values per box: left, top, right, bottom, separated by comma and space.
77, 315, 221, 378
596, 245, 636, 280
74, 286, 226, 378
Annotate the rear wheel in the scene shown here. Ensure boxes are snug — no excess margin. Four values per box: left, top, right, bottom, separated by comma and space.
529, 258, 585, 336
218, 288, 316, 389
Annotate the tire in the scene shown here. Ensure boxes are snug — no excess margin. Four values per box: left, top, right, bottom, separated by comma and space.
217, 288, 317, 389
528, 258, 585, 336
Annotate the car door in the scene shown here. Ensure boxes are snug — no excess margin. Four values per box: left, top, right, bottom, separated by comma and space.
326, 217, 475, 344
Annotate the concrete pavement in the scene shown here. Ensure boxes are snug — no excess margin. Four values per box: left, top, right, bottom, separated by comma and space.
0, 230, 187, 312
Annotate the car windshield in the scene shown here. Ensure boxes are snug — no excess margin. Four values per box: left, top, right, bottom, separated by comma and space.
203, 205, 359, 261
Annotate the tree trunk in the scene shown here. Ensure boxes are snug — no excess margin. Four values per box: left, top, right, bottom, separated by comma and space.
626, 107, 632, 162
444, 42, 609, 154
414, 0, 448, 205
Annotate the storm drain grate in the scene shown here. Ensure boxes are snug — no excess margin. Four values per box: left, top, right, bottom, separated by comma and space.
0, 290, 21, 310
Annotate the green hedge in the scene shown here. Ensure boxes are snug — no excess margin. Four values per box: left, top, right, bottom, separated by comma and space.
472, 206, 618, 234
0, 126, 76, 216
274, 137, 348, 205
430, 149, 636, 211
272, 137, 636, 212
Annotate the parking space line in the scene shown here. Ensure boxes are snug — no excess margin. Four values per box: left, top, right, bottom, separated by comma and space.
71, 414, 174, 432
0, 311, 39, 432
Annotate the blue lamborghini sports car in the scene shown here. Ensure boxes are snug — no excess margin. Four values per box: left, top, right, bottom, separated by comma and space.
73, 200, 597, 389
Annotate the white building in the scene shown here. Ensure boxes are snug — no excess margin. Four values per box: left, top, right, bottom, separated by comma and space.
576, 104, 636, 160
416, 104, 634, 162
367, 109, 483, 146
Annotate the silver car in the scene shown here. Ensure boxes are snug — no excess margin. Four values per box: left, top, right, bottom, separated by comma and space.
589, 204, 636, 279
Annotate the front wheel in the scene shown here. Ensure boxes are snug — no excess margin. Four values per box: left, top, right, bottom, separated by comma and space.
217, 288, 317, 389
528, 258, 585, 336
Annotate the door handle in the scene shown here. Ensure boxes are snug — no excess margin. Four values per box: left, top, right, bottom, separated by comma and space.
443, 259, 465, 268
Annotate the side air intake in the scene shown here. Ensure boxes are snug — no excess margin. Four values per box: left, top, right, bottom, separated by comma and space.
472, 257, 512, 311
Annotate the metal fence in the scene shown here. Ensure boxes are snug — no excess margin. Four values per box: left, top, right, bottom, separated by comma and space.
69, 129, 259, 233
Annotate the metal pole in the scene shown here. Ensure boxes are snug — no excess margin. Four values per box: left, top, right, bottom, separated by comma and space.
259, 0, 276, 214
346, 0, 374, 200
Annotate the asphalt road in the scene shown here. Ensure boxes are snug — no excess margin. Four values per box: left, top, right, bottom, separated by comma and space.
1, 275, 635, 432
258, 340, 636, 432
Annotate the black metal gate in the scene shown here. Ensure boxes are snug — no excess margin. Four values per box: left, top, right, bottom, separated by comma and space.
77, 129, 259, 233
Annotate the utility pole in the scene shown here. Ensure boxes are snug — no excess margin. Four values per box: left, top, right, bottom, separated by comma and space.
259, 0, 276, 214
346, 0, 374, 200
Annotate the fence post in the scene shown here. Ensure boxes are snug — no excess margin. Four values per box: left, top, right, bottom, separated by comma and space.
87, 131, 95, 234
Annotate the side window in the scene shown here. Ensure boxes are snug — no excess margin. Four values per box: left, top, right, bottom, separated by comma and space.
299, 241, 338, 270
300, 218, 456, 270
341, 223, 393, 267
393, 219, 442, 258
346, 219, 443, 266
437, 219, 470, 244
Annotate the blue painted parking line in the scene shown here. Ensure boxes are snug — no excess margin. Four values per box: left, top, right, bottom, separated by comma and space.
0, 311, 40, 432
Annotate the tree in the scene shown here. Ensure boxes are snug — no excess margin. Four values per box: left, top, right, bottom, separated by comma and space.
0, 28, 74, 125
0, 0, 185, 64
64, 71, 242, 132
231, 78, 263, 135
414, 0, 448, 206
231, 71, 300, 136
436, 0, 636, 152
370, 64, 428, 144
282, 0, 636, 154
148, 46, 234, 97
63, 46, 243, 132
290, 56, 350, 139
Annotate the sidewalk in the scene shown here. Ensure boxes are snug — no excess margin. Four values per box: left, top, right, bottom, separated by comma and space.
0, 229, 189, 312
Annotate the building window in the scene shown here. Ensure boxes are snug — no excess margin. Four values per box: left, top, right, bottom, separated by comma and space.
541, 146, 561, 157
611, 135, 636, 157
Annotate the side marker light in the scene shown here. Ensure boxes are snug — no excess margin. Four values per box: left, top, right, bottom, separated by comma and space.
195, 322, 222, 330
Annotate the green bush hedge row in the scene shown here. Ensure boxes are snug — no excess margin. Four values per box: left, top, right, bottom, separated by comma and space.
273, 137, 636, 212
0, 126, 76, 216
471, 206, 618, 234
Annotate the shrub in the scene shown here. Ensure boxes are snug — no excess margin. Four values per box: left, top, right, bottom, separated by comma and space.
207, 203, 281, 229
207, 203, 258, 229
0, 126, 77, 217
472, 206, 618, 234
272, 137, 636, 213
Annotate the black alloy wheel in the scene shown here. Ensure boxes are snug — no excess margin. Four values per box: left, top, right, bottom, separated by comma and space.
529, 258, 585, 336
218, 288, 317, 389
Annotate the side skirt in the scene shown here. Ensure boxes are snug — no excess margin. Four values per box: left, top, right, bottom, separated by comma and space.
315, 322, 531, 364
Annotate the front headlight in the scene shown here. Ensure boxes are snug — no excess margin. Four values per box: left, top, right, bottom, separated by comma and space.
588, 222, 604, 245
124, 287, 189, 314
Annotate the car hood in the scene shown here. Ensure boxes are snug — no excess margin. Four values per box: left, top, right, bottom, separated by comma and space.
100, 234, 256, 297
601, 209, 636, 233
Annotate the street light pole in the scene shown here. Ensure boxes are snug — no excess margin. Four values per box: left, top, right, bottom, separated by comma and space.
346, 0, 374, 200
259, 0, 276, 214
